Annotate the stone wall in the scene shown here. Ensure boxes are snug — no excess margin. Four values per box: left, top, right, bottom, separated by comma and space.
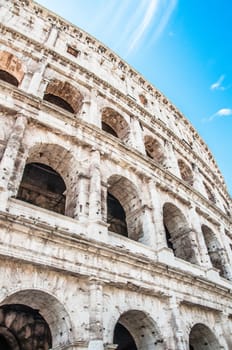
0, 0, 231, 349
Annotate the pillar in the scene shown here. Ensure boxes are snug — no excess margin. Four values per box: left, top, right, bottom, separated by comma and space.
0, 113, 28, 209
28, 57, 47, 95
89, 150, 102, 221
165, 142, 180, 177
72, 173, 89, 221
88, 279, 104, 350
130, 116, 146, 154
168, 296, 186, 350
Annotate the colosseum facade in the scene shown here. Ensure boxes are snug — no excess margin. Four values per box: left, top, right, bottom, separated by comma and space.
0, 0, 232, 349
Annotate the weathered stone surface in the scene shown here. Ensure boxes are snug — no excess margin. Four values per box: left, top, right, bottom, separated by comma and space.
0, 0, 231, 349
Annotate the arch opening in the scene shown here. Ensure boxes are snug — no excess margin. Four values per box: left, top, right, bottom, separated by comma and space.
144, 136, 165, 165
163, 203, 198, 264
107, 175, 142, 241
201, 225, 225, 277
101, 108, 130, 143
1, 289, 73, 349
43, 79, 83, 114
44, 93, 74, 113
113, 310, 165, 350
189, 323, 221, 350
0, 51, 24, 86
0, 70, 19, 86
107, 192, 128, 237
17, 162, 66, 215
0, 304, 52, 350
178, 159, 193, 186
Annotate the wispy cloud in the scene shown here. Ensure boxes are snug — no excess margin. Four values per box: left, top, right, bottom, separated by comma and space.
127, 0, 159, 54
126, 0, 177, 56
210, 74, 231, 91
203, 108, 232, 122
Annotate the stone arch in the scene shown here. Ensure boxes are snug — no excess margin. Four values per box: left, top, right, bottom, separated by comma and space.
113, 310, 165, 350
189, 323, 221, 350
44, 79, 83, 113
144, 135, 166, 165
163, 202, 198, 264
0, 50, 24, 86
16, 143, 77, 217
0, 304, 52, 350
201, 224, 226, 277
203, 182, 216, 203
0, 289, 73, 349
178, 159, 193, 185
101, 107, 130, 143
107, 175, 142, 241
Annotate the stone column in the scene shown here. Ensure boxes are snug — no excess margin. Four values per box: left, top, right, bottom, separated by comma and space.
28, 57, 47, 95
89, 150, 102, 221
0, 113, 28, 209
88, 279, 104, 350
148, 181, 167, 251
165, 142, 180, 177
188, 206, 212, 268
46, 24, 59, 47
192, 165, 207, 195
168, 296, 187, 350
130, 116, 146, 154
217, 311, 232, 349
89, 89, 101, 127
72, 174, 89, 221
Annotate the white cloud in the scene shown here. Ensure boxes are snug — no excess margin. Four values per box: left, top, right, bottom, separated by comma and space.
127, 0, 159, 54
210, 74, 231, 91
204, 108, 232, 122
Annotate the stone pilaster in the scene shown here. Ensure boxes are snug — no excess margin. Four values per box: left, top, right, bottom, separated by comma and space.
168, 297, 186, 350
130, 116, 146, 154
88, 279, 104, 350
0, 113, 28, 209
72, 174, 89, 221
89, 150, 102, 221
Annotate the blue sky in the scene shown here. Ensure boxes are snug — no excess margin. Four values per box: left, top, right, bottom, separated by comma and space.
36, 0, 232, 196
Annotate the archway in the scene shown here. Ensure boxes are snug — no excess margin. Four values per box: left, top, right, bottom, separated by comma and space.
189, 323, 221, 350
16, 143, 78, 217
17, 162, 66, 214
178, 159, 193, 186
144, 135, 165, 165
1, 289, 73, 349
163, 203, 198, 263
44, 79, 83, 113
101, 107, 130, 143
0, 304, 52, 350
107, 175, 142, 241
0, 50, 24, 86
113, 310, 165, 350
201, 225, 225, 277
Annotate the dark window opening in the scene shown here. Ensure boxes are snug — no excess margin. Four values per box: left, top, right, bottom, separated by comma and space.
107, 192, 128, 236
17, 162, 66, 215
0, 70, 19, 86
164, 223, 174, 250
113, 323, 137, 350
44, 93, 74, 113
102, 122, 118, 137
0, 335, 12, 350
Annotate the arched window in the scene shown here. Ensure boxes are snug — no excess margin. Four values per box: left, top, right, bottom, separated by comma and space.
44, 79, 83, 113
113, 310, 165, 350
203, 182, 216, 203
107, 175, 142, 241
163, 203, 198, 264
201, 225, 225, 277
101, 107, 130, 143
178, 159, 193, 185
189, 323, 221, 350
17, 162, 66, 215
0, 304, 52, 350
144, 135, 166, 165
0, 51, 24, 86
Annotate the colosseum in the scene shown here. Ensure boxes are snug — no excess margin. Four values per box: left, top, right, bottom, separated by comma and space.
0, 0, 231, 349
